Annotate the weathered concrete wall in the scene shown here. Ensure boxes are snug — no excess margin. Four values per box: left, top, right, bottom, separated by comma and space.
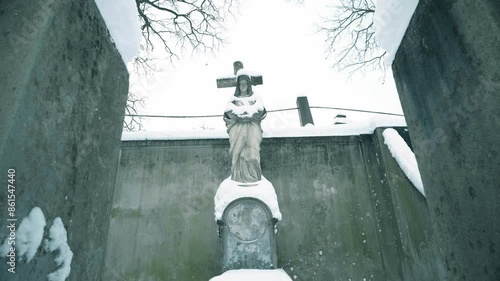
0, 0, 128, 280
392, 0, 500, 280
103, 140, 229, 281
370, 130, 445, 280
103, 129, 440, 281
270, 131, 441, 281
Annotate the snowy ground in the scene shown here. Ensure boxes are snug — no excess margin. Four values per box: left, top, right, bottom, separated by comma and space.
209, 269, 292, 281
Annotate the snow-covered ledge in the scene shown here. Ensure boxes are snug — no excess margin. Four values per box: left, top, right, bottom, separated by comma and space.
383, 128, 425, 196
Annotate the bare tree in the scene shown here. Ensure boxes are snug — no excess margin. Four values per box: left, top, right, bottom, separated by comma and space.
319, 0, 386, 75
134, 0, 237, 67
123, 91, 145, 132
123, 0, 238, 130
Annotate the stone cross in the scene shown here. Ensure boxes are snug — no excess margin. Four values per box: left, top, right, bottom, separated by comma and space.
217, 61, 314, 127
216, 61, 263, 88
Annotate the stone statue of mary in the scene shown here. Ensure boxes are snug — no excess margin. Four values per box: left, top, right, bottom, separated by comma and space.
223, 71, 267, 183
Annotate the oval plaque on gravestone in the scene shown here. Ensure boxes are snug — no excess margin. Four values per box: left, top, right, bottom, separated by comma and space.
221, 198, 277, 272
226, 202, 268, 243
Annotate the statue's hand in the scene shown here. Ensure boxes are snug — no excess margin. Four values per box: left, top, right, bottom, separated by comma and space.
227, 110, 255, 122
236, 115, 249, 122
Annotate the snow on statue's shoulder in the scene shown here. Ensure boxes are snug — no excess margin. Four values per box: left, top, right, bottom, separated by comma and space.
225, 92, 265, 117
214, 176, 282, 221
209, 269, 292, 281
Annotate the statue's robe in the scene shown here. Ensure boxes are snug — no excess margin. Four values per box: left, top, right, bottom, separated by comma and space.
224, 94, 267, 183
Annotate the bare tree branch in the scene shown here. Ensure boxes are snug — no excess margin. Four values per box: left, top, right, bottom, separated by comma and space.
124, 0, 238, 131
123, 90, 146, 132
135, 0, 237, 64
319, 0, 386, 76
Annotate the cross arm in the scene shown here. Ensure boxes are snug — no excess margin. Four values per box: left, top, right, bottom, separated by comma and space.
216, 75, 263, 88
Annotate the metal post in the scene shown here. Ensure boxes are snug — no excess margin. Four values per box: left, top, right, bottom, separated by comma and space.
296, 96, 314, 126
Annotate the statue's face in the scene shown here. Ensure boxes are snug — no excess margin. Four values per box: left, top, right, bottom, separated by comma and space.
239, 79, 248, 95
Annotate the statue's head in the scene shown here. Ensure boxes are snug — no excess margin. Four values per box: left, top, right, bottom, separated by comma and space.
234, 72, 253, 97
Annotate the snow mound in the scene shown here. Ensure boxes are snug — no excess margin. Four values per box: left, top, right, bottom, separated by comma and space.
0, 206, 46, 262
214, 176, 282, 221
209, 269, 292, 281
44, 218, 73, 281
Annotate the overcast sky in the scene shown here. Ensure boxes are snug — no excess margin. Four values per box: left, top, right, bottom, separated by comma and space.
131, 0, 404, 132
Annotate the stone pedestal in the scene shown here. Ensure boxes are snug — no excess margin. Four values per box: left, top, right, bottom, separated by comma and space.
219, 198, 278, 271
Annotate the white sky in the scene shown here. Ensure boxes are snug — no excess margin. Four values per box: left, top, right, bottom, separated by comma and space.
130, 0, 404, 131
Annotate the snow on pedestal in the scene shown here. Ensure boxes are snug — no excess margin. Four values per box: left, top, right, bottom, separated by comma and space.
214, 176, 282, 221
209, 269, 292, 281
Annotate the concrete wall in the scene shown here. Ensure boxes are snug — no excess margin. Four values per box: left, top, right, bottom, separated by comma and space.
392, 0, 500, 280
0, 0, 128, 280
103, 129, 441, 281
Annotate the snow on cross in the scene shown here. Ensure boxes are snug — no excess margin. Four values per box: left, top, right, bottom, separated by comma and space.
216, 61, 263, 88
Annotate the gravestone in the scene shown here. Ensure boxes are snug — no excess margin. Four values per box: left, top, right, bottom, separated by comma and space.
219, 198, 278, 271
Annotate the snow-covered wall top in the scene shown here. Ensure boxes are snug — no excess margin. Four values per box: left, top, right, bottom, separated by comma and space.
374, 0, 419, 65
94, 0, 141, 64
122, 116, 407, 141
